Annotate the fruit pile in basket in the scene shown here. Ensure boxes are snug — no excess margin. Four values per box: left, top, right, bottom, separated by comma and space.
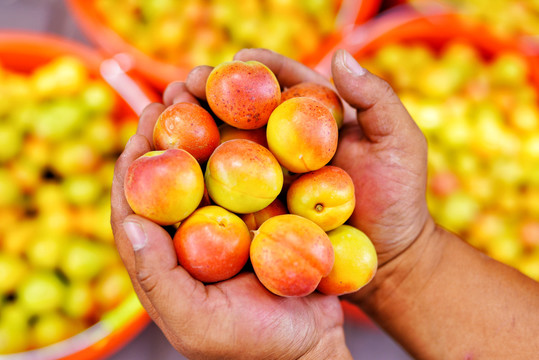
125, 60, 378, 297
360, 41, 539, 280
93, 0, 341, 67
0, 56, 136, 353
408, 0, 539, 38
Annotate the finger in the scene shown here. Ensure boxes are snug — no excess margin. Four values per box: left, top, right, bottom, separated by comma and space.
135, 102, 166, 147
185, 65, 213, 101
163, 81, 200, 107
122, 214, 206, 332
111, 134, 152, 267
331, 49, 419, 142
234, 48, 332, 89
110, 134, 167, 328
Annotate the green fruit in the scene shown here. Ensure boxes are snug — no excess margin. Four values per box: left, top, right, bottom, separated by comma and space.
32, 313, 72, 348
17, 271, 66, 314
25, 234, 67, 270
0, 124, 23, 162
63, 282, 94, 319
59, 238, 115, 281
0, 254, 28, 294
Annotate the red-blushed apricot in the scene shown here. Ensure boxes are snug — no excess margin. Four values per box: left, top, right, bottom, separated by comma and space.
153, 102, 220, 163
267, 97, 338, 173
218, 123, 268, 148
281, 82, 344, 128
250, 214, 334, 297
174, 206, 251, 283
124, 149, 204, 225
317, 225, 377, 296
287, 166, 355, 231
241, 198, 288, 232
206, 60, 281, 130
205, 139, 283, 214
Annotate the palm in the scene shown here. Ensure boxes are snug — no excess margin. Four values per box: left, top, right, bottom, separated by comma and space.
184, 273, 343, 359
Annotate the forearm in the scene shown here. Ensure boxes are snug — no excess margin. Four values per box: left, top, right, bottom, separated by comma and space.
349, 218, 539, 359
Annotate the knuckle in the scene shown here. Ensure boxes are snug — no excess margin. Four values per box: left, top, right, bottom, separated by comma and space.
136, 268, 160, 295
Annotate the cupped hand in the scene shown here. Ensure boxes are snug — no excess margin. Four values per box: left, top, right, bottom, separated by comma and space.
111, 57, 349, 359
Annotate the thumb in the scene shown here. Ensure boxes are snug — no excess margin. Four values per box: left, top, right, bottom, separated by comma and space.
331, 49, 417, 141
122, 214, 204, 326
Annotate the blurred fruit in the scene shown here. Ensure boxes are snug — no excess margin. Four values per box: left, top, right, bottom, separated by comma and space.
59, 237, 116, 281
93, 265, 133, 311
17, 271, 66, 314
410, 0, 539, 39
0, 55, 139, 353
0, 254, 28, 294
362, 41, 539, 279
92, 0, 341, 69
31, 313, 74, 348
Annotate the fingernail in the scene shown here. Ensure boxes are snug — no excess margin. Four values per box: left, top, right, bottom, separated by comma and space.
123, 221, 147, 251
340, 50, 366, 76
125, 135, 136, 148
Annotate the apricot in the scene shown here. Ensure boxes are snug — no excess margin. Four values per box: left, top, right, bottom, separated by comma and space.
281, 82, 344, 128
241, 198, 288, 231
206, 60, 281, 129
287, 166, 355, 231
153, 102, 220, 163
205, 139, 283, 214
317, 225, 377, 296
250, 214, 334, 297
219, 123, 268, 148
174, 206, 251, 283
124, 149, 204, 225
267, 97, 338, 173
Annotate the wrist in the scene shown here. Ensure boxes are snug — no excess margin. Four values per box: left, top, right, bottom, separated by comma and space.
345, 216, 444, 313
298, 326, 352, 360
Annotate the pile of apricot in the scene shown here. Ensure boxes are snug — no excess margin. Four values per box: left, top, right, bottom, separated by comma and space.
125, 60, 378, 298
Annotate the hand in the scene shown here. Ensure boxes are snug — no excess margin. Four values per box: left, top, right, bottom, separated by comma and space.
330, 50, 433, 268
227, 49, 435, 303
110, 52, 351, 360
